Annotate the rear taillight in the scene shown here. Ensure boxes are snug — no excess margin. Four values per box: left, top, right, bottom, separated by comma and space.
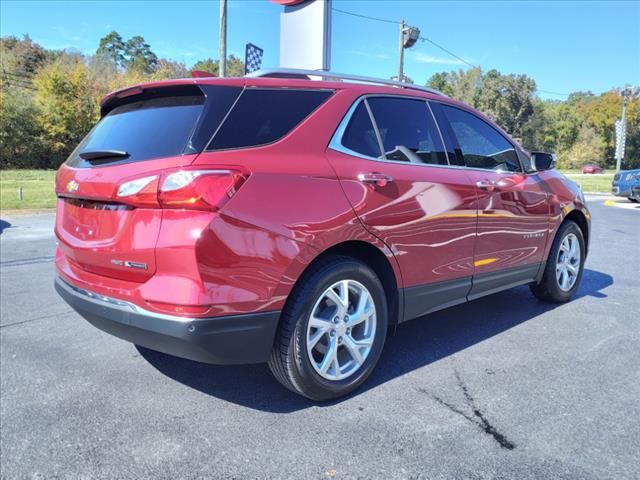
159, 169, 247, 211
116, 175, 160, 207
116, 168, 248, 210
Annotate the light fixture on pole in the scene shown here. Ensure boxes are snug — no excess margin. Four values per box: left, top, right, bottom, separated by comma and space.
398, 23, 420, 83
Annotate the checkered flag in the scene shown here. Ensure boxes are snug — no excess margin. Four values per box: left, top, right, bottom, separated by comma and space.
244, 43, 264, 75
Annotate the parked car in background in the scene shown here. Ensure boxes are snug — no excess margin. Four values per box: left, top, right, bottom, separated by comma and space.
53, 69, 591, 400
580, 163, 604, 174
612, 169, 640, 202
631, 181, 640, 203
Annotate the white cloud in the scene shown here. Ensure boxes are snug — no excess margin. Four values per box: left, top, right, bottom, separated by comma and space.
412, 53, 469, 66
348, 50, 392, 60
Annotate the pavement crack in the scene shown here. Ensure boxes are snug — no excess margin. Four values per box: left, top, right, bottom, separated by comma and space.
0, 255, 55, 268
420, 367, 516, 451
0, 310, 74, 329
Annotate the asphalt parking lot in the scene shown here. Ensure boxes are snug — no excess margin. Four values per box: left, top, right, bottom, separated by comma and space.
1, 197, 639, 479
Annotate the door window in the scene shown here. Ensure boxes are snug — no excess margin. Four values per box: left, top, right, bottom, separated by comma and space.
441, 105, 521, 172
341, 102, 382, 159
367, 97, 448, 165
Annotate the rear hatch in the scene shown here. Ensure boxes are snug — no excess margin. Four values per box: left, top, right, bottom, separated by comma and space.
55, 82, 243, 282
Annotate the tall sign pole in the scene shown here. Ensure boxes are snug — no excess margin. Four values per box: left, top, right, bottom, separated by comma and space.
219, 0, 228, 77
276, 0, 331, 71
616, 86, 639, 172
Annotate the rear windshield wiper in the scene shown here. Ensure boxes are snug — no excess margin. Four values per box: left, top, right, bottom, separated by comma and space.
79, 149, 130, 161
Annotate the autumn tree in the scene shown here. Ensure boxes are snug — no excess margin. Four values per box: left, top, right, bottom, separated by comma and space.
96, 31, 158, 73
192, 54, 245, 77
124, 36, 158, 73
33, 56, 100, 166
96, 31, 126, 68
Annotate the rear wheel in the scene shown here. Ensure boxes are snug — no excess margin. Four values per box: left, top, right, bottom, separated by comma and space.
530, 220, 585, 303
628, 197, 639, 203
268, 256, 387, 400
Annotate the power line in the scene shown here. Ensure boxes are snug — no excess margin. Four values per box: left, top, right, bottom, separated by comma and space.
537, 89, 570, 97
332, 7, 399, 25
331, 6, 570, 97
418, 37, 477, 69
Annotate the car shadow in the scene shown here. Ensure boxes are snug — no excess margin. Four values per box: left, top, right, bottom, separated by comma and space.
0, 219, 12, 234
137, 268, 613, 412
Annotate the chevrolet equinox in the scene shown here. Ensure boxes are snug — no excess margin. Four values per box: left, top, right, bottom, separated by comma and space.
55, 69, 591, 400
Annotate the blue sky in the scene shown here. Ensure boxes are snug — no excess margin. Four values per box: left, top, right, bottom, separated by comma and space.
1, 0, 639, 99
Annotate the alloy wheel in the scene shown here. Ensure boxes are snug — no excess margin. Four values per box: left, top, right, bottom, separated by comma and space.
556, 233, 581, 291
305, 279, 377, 381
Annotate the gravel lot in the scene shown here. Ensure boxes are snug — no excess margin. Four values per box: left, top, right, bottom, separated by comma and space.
1, 197, 639, 479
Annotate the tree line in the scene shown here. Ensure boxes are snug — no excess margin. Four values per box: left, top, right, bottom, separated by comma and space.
0, 33, 244, 169
1, 33, 638, 170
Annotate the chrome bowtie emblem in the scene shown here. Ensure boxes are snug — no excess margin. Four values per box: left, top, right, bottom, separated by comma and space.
66, 180, 79, 193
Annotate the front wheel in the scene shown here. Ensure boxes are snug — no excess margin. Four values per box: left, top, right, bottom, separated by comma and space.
268, 256, 388, 400
530, 220, 585, 303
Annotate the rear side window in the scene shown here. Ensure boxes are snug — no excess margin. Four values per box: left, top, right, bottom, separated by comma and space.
207, 89, 333, 150
67, 94, 206, 167
341, 102, 381, 158
441, 105, 521, 172
367, 97, 448, 165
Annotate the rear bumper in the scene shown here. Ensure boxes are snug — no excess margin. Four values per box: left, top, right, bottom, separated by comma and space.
612, 186, 631, 197
55, 276, 280, 365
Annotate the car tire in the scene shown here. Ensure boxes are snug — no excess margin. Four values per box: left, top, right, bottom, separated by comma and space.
628, 197, 638, 203
268, 255, 388, 401
530, 220, 585, 303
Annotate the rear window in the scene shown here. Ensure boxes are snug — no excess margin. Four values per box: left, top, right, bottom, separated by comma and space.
67, 94, 204, 167
207, 88, 333, 150
67, 85, 243, 167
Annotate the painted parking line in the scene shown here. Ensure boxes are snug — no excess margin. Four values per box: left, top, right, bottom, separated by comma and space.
603, 199, 640, 210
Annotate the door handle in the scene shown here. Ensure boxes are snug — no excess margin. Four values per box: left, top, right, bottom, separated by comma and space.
358, 173, 393, 187
476, 179, 497, 191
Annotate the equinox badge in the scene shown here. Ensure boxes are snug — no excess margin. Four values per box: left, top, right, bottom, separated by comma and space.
110, 259, 148, 270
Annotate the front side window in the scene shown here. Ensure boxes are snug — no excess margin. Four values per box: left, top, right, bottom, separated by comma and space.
366, 97, 448, 165
441, 105, 521, 171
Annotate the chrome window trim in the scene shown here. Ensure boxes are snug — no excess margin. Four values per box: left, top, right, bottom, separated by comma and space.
425, 100, 451, 165
328, 94, 524, 175
363, 98, 386, 158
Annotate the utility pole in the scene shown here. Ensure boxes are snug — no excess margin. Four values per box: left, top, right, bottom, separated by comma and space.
219, 0, 227, 77
397, 19, 405, 83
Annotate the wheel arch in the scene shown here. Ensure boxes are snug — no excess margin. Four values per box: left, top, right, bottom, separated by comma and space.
564, 209, 590, 255
277, 240, 403, 329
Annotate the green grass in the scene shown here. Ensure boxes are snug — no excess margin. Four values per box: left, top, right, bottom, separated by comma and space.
0, 170, 57, 210
559, 171, 613, 194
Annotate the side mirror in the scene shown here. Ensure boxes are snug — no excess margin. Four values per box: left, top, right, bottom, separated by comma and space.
531, 151, 556, 171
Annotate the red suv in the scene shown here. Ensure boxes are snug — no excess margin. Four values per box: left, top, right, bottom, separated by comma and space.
55, 69, 590, 400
